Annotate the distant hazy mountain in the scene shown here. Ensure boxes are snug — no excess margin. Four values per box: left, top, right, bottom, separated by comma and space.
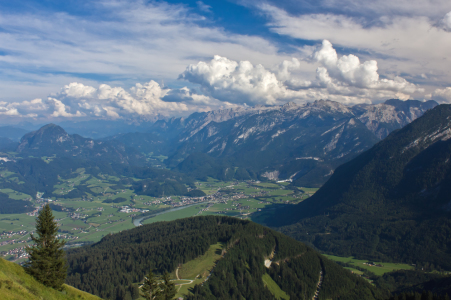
17, 124, 145, 165
0, 125, 29, 141
56, 119, 155, 139
19, 99, 435, 187
261, 104, 451, 269
0, 136, 18, 150
104, 131, 169, 155
144, 99, 437, 186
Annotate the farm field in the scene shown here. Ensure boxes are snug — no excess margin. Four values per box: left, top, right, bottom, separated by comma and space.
0, 169, 312, 262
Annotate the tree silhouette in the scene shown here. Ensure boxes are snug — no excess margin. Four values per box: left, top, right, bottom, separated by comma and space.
25, 204, 67, 290
140, 269, 161, 300
160, 272, 177, 300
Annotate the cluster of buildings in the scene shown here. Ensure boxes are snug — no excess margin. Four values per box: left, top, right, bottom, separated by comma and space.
69, 212, 89, 220
1, 246, 29, 260
119, 206, 149, 213
56, 233, 78, 240
0, 230, 28, 238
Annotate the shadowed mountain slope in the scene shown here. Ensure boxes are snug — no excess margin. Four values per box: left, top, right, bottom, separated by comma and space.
260, 104, 451, 269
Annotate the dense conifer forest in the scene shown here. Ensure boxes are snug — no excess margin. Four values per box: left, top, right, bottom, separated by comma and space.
66, 216, 386, 300
0, 192, 34, 214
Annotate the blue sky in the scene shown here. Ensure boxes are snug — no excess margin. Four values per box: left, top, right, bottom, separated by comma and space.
0, 0, 451, 121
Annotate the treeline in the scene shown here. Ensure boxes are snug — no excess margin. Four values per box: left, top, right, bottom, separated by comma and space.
66, 216, 385, 300
102, 197, 127, 203
132, 179, 206, 198
373, 270, 446, 293
389, 292, 449, 300
0, 192, 33, 214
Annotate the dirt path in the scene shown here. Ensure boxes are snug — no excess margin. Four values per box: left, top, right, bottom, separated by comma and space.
312, 268, 324, 300
174, 268, 196, 292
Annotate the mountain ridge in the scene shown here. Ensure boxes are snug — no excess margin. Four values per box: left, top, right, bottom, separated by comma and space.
259, 104, 451, 269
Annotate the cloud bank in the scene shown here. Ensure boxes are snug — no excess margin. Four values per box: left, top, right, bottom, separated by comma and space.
258, 3, 451, 97
178, 40, 421, 106
0, 39, 426, 120
0, 0, 449, 121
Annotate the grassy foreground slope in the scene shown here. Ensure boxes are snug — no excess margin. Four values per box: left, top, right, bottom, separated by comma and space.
0, 258, 100, 300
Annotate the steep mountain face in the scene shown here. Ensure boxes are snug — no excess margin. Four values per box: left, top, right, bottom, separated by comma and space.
66, 216, 386, 300
105, 132, 169, 155
167, 101, 379, 186
353, 99, 438, 139
262, 104, 451, 269
17, 124, 144, 165
145, 99, 436, 186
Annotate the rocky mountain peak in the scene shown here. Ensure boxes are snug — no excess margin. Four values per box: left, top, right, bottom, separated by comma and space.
354, 99, 438, 139
304, 99, 351, 114
18, 124, 71, 152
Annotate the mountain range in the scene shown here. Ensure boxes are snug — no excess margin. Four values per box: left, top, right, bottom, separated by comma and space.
115, 99, 438, 186
0, 99, 436, 188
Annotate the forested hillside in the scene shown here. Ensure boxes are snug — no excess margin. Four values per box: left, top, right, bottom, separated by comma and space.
0, 154, 196, 203
66, 216, 386, 300
261, 104, 451, 270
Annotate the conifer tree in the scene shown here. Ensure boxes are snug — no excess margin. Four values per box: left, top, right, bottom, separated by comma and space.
140, 269, 161, 300
25, 204, 67, 290
160, 272, 177, 300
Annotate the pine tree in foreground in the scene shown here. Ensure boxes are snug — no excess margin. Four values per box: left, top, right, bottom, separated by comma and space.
140, 270, 177, 300
160, 271, 177, 300
141, 270, 161, 300
25, 204, 67, 290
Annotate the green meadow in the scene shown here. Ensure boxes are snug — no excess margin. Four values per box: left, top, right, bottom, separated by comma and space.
324, 254, 414, 276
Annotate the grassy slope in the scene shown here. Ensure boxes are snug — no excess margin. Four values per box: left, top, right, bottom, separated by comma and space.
324, 254, 414, 276
262, 273, 290, 300
0, 258, 101, 300
172, 242, 223, 298
173, 242, 291, 300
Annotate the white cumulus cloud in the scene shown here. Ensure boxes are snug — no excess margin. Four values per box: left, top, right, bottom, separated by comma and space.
178, 41, 420, 106
313, 40, 419, 93
429, 87, 451, 103
179, 55, 290, 105
442, 11, 451, 30
259, 4, 451, 99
